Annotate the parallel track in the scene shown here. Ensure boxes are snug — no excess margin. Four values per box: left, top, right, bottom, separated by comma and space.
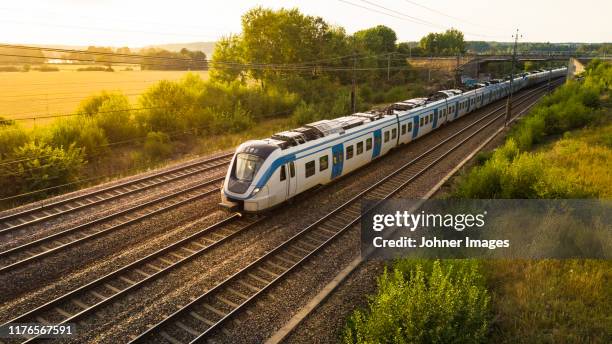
127, 81, 561, 344
0, 153, 233, 234
0, 175, 226, 274
3, 215, 264, 344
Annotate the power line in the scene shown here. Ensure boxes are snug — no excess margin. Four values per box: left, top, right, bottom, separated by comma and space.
338, 0, 506, 40
401, 0, 507, 32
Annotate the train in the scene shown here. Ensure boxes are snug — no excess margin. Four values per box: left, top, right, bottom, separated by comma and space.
220, 67, 567, 212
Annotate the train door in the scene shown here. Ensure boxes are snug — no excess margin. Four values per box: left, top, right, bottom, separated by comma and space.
372, 130, 382, 159
331, 144, 344, 179
284, 161, 297, 199
454, 101, 459, 119
433, 108, 439, 129
412, 116, 419, 139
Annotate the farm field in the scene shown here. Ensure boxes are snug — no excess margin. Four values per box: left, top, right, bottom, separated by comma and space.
0, 69, 209, 124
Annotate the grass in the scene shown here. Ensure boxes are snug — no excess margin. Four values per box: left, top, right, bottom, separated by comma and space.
0, 68, 208, 125
483, 259, 611, 343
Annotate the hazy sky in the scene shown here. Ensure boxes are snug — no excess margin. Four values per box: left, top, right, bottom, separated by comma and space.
0, 0, 609, 47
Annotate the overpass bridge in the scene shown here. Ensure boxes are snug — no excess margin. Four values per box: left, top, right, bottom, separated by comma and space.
406, 53, 609, 85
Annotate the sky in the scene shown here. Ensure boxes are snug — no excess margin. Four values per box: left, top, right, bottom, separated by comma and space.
0, 0, 609, 47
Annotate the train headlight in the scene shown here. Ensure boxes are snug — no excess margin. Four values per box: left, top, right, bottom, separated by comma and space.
251, 187, 261, 196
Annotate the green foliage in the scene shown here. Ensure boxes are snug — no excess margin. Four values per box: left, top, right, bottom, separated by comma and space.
291, 101, 318, 125
142, 131, 172, 162
77, 91, 138, 142
209, 35, 247, 83
0, 119, 29, 159
453, 61, 611, 199
43, 117, 109, 158
354, 25, 397, 53
419, 29, 466, 56
0, 141, 84, 198
343, 260, 490, 344
137, 80, 196, 133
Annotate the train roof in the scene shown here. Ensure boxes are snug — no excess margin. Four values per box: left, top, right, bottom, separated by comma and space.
265, 112, 387, 150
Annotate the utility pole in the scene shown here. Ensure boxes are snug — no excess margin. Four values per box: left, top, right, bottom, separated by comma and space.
547, 41, 552, 94
505, 29, 521, 126
428, 54, 432, 83
351, 51, 357, 113
387, 52, 391, 81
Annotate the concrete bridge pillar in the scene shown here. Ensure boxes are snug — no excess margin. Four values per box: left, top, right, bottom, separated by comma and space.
567, 57, 585, 80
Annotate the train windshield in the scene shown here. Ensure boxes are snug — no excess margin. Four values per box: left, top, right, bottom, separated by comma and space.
234, 153, 264, 182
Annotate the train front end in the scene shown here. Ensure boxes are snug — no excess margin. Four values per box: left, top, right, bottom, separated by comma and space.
220, 140, 280, 212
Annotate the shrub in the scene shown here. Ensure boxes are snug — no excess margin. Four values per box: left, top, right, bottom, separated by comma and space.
137, 80, 196, 133
142, 131, 172, 162
0, 119, 29, 160
0, 142, 84, 198
291, 101, 318, 125
77, 92, 138, 142
212, 103, 253, 133
43, 117, 109, 158
343, 260, 490, 344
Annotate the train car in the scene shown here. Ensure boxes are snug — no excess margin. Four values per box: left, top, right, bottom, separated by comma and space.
220, 67, 567, 212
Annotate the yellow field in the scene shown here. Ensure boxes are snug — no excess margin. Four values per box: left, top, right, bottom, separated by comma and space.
0, 69, 209, 125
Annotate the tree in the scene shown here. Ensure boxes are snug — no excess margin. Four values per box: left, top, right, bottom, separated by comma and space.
354, 25, 397, 53
210, 35, 247, 83
419, 29, 466, 56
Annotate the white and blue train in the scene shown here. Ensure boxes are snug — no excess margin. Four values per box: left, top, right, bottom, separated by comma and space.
221, 67, 567, 212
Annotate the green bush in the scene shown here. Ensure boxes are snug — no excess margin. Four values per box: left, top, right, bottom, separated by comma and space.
0, 142, 84, 198
343, 260, 490, 344
291, 101, 318, 125
43, 117, 109, 158
142, 131, 172, 162
0, 119, 29, 159
137, 79, 197, 134
77, 92, 139, 142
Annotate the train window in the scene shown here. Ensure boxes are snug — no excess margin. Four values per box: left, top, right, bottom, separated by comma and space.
290, 162, 295, 178
346, 145, 354, 159
407, 122, 412, 132
425, 116, 429, 125
391, 128, 397, 139
357, 142, 364, 154
430, 114, 433, 122
280, 165, 286, 181
401, 124, 406, 135
384, 131, 390, 143
366, 138, 373, 151
420, 117, 424, 126
305, 161, 315, 178
320, 156, 328, 171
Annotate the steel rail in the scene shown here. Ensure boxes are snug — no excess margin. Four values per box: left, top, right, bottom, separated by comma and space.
0, 176, 225, 274
6, 215, 266, 344
127, 80, 561, 344
0, 152, 233, 234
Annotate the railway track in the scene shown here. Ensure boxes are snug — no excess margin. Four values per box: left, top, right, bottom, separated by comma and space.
1, 214, 265, 344
0, 152, 233, 234
0, 175, 226, 274
125, 81, 561, 344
